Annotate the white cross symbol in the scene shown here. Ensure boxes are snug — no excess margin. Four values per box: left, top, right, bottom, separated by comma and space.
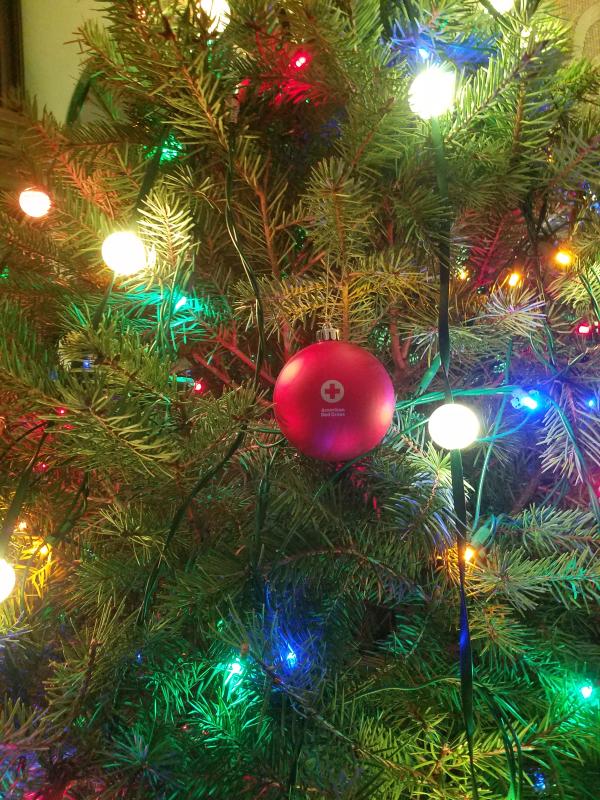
321, 380, 344, 403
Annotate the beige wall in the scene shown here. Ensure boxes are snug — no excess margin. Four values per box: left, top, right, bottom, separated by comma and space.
21, 0, 104, 121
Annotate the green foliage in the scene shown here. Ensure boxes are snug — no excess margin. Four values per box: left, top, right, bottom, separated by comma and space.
1, 1, 600, 799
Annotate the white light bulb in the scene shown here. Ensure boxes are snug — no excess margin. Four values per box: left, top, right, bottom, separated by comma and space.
428, 403, 480, 450
0, 559, 16, 602
409, 65, 456, 120
490, 0, 514, 12
197, 0, 230, 32
101, 231, 147, 276
19, 188, 51, 218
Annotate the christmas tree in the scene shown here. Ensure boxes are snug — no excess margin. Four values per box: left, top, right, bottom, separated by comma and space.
1, 0, 600, 797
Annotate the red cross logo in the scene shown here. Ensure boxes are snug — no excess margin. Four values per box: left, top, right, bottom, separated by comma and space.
321, 379, 344, 403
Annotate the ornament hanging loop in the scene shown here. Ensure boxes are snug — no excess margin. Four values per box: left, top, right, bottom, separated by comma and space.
316, 323, 340, 342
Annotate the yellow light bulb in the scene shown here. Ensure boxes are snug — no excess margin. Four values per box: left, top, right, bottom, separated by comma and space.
507, 271, 522, 288
409, 65, 456, 120
457, 268, 469, 281
554, 249, 574, 268
197, 0, 230, 32
465, 546, 476, 562
0, 558, 16, 602
101, 231, 147, 276
428, 403, 480, 450
39, 544, 50, 557
19, 188, 51, 218
17, 520, 28, 532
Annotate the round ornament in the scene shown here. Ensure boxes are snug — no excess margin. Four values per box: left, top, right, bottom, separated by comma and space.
273, 340, 395, 461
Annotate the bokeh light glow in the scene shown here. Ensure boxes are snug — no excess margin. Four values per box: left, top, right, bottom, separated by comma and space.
19, 188, 51, 218
0, 559, 16, 602
101, 232, 147, 276
197, 0, 230, 32
428, 403, 480, 450
409, 65, 456, 119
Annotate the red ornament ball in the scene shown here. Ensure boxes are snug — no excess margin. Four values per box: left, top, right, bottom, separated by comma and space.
273, 340, 395, 461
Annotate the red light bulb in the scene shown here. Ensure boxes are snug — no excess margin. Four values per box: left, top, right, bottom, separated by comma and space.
193, 380, 204, 394
577, 323, 592, 335
291, 51, 310, 70
55, 407, 67, 416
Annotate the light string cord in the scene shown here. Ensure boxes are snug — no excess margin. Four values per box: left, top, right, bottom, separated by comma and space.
430, 117, 479, 800
138, 119, 267, 625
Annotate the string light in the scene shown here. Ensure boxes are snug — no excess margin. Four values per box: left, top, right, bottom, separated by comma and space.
580, 684, 594, 700
0, 558, 16, 602
465, 546, 476, 562
17, 520, 28, 532
224, 659, 244, 686
489, 0, 514, 11
197, 0, 230, 32
55, 407, 67, 416
174, 296, 188, 311
456, 268, 469, 281
531, 770, 547, 792
586, 398, 596, 409
512, 389, 541, 412
291, 52, 310, 70
521, 395, 539, 411
285, 648, 298, 666
409, 65, 456, 119
19, 188, 51, 218
507, 271, 522, 288
554, 248, 575, 268
193, 380, 204, 394
428, 403, 480, 450
101, 231, 147, 277
577, 322, 592, 335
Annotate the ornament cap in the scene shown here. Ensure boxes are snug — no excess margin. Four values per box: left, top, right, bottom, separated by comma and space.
316, 323, 340, 342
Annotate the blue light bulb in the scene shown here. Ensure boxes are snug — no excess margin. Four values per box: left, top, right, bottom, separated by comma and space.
285, 648, 297, 667
586, 398, 597, 409
532, 770, 546, 792
418, 47, 429, 60
521, 395, 539, 410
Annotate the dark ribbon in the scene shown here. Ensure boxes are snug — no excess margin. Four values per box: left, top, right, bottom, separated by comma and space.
430, 119, 479, 799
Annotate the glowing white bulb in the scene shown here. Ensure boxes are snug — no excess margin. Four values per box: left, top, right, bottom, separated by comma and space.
0, 559, 16, 602
428, 403, 480, 450
101, 232, 147, 276
580, 684, 593, 700
409, 65, 456, 120
19, 188, 51, 218
197, 0, 230, 32
490, 0, 514, 11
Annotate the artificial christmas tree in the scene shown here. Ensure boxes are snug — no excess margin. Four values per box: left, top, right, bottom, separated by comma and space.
1, 1, 600, 798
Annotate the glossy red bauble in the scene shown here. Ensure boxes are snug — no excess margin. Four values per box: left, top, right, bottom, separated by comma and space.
273, 340, 395, 461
